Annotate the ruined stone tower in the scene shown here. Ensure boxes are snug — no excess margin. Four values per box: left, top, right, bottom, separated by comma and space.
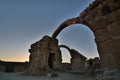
27, 36, 62, 75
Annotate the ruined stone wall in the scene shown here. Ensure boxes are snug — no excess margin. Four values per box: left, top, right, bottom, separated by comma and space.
0, 61, 28, 72
59, 45, 87, 70
28, 36, 51, 75
49, 38, 62, 69
0, 62, 6, 72
27, 36, 62, 75
79, 0, 120, 68
27, 0, 120, 76
52, 0, 120, 68
70, 49, 87, 70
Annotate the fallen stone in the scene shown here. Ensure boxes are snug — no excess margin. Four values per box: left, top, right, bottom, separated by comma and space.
47, 73, 58, 78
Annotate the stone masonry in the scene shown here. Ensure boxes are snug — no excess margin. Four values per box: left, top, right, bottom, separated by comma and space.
52, 0, 120, 68
27, 0, 120, 76
27, 36, 62, 75
59, 45, 87, 70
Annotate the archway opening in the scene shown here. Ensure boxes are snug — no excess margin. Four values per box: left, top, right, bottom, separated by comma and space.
60, 48, 71, 63
58, 24, 99, 60
48, 53, 55, 69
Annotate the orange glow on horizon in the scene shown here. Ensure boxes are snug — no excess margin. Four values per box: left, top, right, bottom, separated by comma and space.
0, 54, 29, 62
0, 57, 29, 62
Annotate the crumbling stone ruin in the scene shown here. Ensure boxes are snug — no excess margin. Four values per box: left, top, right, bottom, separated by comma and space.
59, 45, 87, 70
85, 57, 101, 75
52, 0, 120, 68
0, 61, 28, 72
27, 36, 87, 75
86, 57, 101, 70
70, 49, 87, 70
27, 36, 62, 75
27, 0, 120, 76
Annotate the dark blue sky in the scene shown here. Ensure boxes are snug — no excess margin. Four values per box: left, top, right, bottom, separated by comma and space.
0, 0, 98, 62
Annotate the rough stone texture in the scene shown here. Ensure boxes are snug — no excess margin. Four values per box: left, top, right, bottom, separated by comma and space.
85, 57, 102, 75
0, 61, 28, 72
70, 49, 87, 70
27, 36, 51, 75
0, 61, 6, 72
27, 0, 120, 76
52, 0, 120, 68
93, 57, 102, 69
59, 45, 87, 70
86, 57, 101, 69
14, 62, 28, 72
96, 68, 120, 80
49, 39, 62, 70
27, 36, 62, 75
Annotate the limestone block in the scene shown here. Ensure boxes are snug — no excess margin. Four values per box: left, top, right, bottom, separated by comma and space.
107, 23, 120, 38
95, 29, 110, 43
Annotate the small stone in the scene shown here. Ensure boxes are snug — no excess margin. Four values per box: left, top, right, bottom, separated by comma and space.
47, 73, 58, 78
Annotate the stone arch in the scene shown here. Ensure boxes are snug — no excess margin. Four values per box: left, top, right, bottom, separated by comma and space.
59, 45, 87, 70
59, 45, 71, 53
27, 0, 120, 76
59, 45, 71, 63
52, 17, 87, 39
59, 45, 87, 60
52, 0, 120, 68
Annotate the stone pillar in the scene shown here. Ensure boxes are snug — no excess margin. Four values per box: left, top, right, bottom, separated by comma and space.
96, 22, 120, 68
50, 38, 62, 70
80, 0, 120, 68
94, 7, 120, 68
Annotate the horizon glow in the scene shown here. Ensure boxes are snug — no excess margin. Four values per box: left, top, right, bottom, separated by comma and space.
0, 0, 98, 62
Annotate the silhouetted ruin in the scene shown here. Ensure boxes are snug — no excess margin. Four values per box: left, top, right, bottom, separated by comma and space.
0, 0, 120, 80
27, 36, 62, 75
0, 61, 28, 72
27, 0, 120, 76
59, 45, 87, 70
52, 0, 120, 68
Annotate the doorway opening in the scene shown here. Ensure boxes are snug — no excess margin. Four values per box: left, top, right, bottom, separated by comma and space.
48, 53, 55, 69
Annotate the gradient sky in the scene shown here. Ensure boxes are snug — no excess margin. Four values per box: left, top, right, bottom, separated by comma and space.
0, 0, 98, 62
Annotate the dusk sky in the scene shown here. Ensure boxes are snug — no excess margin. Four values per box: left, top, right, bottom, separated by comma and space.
0, 0, 98, 62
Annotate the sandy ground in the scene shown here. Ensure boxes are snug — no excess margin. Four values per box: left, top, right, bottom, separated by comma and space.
0, 72, 96, 80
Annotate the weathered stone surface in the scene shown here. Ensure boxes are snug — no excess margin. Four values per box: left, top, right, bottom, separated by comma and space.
93, 57, 102, 69
27, 36, 62, 75
28, 36, 51, 75
70, 49, 87, 70
52, 0, 120, 68
86, 57, 101, 70
96, 68, 120, 80
59, 45, 87, 70
27, 0, 120, 76
47, 73, 58, 78
50, 39, 62, 70
0, 61, 28, 72
0, 61, 6, 72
